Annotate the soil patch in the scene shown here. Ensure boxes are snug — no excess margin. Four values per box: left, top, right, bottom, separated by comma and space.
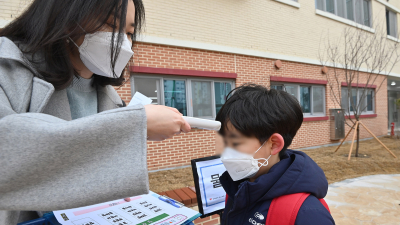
149, 136, 400, 193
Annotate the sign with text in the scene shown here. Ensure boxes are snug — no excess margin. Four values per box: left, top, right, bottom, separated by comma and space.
191, 156, 226, 218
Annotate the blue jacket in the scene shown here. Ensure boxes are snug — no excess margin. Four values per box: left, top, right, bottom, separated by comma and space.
219, 150, 335, 225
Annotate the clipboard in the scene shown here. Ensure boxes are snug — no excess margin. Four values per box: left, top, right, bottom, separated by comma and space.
53, 191, 201, 225
191, 155, 226, 218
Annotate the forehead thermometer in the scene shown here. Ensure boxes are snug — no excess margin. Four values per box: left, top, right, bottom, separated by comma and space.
129, 92, 221, 131
183, 116, 221, 131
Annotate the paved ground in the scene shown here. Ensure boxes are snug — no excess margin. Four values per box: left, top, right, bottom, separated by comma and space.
325, 174, 400, 225
191, 174, 400, 224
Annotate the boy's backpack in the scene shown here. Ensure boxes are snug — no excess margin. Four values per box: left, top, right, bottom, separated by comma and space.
266, 193, 330, 225
224, 193, 330, 225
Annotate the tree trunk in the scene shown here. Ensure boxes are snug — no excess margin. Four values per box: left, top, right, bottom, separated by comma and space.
355, 123, 360, 157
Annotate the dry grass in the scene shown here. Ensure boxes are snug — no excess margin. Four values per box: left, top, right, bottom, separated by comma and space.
149, 167, 195, 193
307, 136, 400, 184
149, 136, 400, 193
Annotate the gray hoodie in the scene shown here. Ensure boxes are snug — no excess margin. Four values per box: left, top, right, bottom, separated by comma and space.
0, 37, 149, 224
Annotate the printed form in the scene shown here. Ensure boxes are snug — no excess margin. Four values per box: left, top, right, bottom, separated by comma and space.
53, 191, 200, 225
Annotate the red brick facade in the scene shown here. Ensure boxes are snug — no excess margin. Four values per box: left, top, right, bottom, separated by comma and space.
193, 215, 220, 225
116, 42, 388, 172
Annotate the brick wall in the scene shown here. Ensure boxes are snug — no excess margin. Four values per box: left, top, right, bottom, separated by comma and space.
193, 215, 220, 225
116, 42, 388, 171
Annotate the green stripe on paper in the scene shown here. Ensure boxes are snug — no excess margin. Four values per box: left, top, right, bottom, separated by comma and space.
135, 213, 169, 225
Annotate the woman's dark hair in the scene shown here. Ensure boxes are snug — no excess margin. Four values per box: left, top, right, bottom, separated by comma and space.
0, 0, 145, 90
216, 83, 304, 159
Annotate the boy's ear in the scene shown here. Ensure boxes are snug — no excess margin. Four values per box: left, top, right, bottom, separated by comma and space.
269, 133, 284, 155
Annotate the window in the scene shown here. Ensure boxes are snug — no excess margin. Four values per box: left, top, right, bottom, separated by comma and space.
316, 0, 324, 10
363, 0, 370, 27
346, 0, 354, 21
341, 88, 374, 114
386, 9, 398, 38
300, 86, 311, 113
271, 83, 326, 116
354, 0, 363, 25
191, 81, 213, 117
131, 75, 234, 119
164, 79, 188, 115
326, 0, 335, 14
214, 82, 232, 115
337, 0, 346, 18
133, 77, 161, 105
313, 86, 325, 113
316, 0, 371, 27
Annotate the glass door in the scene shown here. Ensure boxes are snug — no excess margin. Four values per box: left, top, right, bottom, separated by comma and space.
388, 91, 400, 130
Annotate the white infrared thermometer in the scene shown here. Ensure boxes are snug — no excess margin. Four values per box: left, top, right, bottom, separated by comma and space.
183, 116, 221, 131
129, 92, 221, 131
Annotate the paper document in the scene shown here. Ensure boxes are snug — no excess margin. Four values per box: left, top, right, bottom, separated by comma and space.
53, 191, 201, 225
128, 92, 153, 106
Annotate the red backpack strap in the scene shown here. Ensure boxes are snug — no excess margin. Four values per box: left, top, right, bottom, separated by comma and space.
319, 199, 330, 213
225, 194, 229, 205
265, 193, 310, 225
266, 193, 331, 225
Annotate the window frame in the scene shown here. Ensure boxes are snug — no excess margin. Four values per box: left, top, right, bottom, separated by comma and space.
163, 77, 189, 116
130, 74, 235, 119
363, 0, 371, 27
316, 0, 372, 27
386, 8, 398, 38
187, 78, 216, 119
132, 76, 162, 105
273, 0, 300, 8
326, 0, 335, 14
341, 87, 375, 115
271, 82, 326, 117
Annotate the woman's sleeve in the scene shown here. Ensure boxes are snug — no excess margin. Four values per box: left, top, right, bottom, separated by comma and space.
0, 86, 149, 211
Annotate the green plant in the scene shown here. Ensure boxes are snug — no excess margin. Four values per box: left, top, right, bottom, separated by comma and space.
396, 99, 400, 108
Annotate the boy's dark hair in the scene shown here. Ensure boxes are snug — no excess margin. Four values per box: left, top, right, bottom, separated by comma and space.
216, 83, 303, 159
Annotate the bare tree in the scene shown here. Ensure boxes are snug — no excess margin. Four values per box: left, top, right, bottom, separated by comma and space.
319, 20, 400, 157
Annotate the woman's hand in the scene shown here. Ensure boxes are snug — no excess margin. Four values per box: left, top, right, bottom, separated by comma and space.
144, 105, 191, 141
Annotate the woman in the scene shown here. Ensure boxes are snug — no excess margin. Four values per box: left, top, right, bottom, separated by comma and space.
0, 0, 190, 224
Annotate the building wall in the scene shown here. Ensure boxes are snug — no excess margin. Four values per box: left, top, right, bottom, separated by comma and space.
121, 42, 388, 171
0, 0, 390, 171
140, 0, 400, 75
0, 1, 392, 224
2, 0, 399, 74
0, 0, 32, 27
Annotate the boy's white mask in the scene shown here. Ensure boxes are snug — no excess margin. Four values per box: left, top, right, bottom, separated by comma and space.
220, 141, 271, 181
69, 28, 134, 78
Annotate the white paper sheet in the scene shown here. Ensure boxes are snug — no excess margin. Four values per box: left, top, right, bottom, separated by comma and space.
53, 191, 200, 225
128, 92, 153, 106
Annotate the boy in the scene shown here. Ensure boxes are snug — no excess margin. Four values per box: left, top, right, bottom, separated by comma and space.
216, 84, 335, 225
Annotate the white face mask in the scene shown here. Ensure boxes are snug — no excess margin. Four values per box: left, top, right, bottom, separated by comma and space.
220, 141, 272, 181
70, 30, 134, 78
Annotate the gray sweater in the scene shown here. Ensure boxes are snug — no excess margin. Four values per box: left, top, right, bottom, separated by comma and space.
0, 37, 149, 224
66, 76, 98, 120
